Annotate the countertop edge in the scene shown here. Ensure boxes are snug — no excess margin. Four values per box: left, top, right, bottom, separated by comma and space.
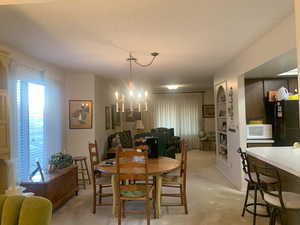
246, 149, 300, 178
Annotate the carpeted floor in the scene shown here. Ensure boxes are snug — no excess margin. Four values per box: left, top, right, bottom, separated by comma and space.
52, 150, 268, 225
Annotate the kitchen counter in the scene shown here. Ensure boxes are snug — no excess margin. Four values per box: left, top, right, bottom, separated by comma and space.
247, 146, 300, 225
246, 146, 300, 177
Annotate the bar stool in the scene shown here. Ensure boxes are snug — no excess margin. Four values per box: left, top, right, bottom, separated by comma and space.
254, 164, 300, 225
73, 156, 91, 189
237, 148, 275, 225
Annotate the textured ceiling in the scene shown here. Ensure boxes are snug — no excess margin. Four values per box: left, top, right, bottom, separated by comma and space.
0, 0, 294, 89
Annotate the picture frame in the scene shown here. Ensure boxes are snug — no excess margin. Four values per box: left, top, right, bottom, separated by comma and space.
111, 104, 121, 129
125, 108, 142, 122
69, 100, 93, 129
105, 106, 111, 130
202, 104, 215, 118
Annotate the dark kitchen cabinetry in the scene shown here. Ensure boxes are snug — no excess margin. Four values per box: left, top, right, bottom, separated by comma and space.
245, 78, 297, 122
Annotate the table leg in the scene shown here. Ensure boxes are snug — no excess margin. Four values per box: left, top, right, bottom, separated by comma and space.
156, 175, 162, 217
111, 175, 118, 217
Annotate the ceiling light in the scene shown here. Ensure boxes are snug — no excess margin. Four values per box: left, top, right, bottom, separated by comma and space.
166, 85, 179, 90
278, 68, 298, 77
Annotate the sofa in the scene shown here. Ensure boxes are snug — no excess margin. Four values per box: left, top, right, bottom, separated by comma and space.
150, 128, 180, 158
106, 128, 180, 159
107, 130, 133, 149
0, 195, 52, 225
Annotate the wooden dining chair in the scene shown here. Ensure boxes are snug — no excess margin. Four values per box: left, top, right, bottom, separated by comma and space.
116, 148, 156, 225
161, 140, 188, 214
88, 141, 112, 214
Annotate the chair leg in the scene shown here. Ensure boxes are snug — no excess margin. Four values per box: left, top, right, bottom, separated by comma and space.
269, 209, 274, 225
242, 183, 250, 217
122, 200, 125, 218
146, 199, 151, 225
152, 188, 157, 219
98, 185, 102, 204
180, 184, 184, 205
84, 158, 91, 184
272, 208, 279, 225
278, 210, 285, 225
93, 185, 96, 214
183, 184, 188, 214
253, 185, 258, 225
118, 200, 122, 225
80, 160, 86, 189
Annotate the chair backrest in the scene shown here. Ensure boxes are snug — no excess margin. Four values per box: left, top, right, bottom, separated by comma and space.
88, 140, 100, 184
237, 148, 255, 182
116, 148, 150, 198
253, 164, 285, 208
89, 140, 100, 166
180, 140, 188, 181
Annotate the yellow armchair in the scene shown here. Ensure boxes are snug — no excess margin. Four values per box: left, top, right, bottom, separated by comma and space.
0, 195, 52, 225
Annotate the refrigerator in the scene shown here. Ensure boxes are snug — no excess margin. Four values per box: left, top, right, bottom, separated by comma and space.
266, 100, 300, 146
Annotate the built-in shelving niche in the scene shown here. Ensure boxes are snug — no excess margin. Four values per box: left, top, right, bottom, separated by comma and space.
215, 82, 228, 162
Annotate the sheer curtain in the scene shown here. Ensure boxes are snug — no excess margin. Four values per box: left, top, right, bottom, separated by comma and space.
8, 62, 64, 183
153, 93, 202, 149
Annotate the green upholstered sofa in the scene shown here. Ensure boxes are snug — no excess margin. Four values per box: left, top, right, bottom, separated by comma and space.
0, 195, 52, 225
150, 128, 180, 158
106, 128, 180, 159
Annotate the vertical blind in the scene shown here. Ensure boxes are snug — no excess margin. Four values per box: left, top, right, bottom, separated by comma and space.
8, 63, 64, 182
153, 93, 202, 149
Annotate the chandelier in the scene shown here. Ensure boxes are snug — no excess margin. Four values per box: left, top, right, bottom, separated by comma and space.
115, 52, 159, 113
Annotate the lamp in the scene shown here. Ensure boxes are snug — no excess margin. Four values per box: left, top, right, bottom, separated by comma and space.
114, 52, 159, 113
136, 120, 145, 130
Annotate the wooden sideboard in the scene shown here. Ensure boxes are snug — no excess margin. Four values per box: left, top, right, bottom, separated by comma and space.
21, 165, 78, 209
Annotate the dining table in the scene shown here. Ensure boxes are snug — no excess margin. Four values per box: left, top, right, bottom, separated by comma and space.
95, 156, 181, 217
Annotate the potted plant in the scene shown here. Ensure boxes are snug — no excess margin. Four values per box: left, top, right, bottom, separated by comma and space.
48, 152, 73, 173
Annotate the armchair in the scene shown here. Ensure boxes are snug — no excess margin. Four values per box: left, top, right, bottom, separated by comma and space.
0, 195, 52, 225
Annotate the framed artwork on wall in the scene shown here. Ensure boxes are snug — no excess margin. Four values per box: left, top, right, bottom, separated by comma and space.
202, 104, 215, 118
105, 106, 111, 130
111, 104, 121, 129
69, 100, 93, 129
125, 108, 142, 122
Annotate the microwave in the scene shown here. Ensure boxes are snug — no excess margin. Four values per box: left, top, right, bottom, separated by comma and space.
247, 124, 272, 139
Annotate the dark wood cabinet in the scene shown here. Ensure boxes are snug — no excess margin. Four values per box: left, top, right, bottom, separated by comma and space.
21, 165, 78, 209
245, 78, 298, 123
245, 79, 265, 121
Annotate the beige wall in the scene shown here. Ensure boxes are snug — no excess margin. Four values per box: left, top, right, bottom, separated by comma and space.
294, 1, 300, 118
214, 14, 296, 190
65, 73, 96, 160
94, 76, 115, 159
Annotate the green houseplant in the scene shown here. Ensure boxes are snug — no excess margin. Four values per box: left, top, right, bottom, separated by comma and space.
48, 152, 73, 173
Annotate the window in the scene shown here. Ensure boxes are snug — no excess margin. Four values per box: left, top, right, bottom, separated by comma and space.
16, 80, 45, 181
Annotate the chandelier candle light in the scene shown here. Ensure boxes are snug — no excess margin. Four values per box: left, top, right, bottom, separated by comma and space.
115, 52, 159, 113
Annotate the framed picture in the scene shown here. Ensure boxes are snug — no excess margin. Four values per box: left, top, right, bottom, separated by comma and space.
202, 104, 215, 118
105, 106, 111, 130
111, 104, 121, 129
125, 108, 142, 122
69, 100, 93, 129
